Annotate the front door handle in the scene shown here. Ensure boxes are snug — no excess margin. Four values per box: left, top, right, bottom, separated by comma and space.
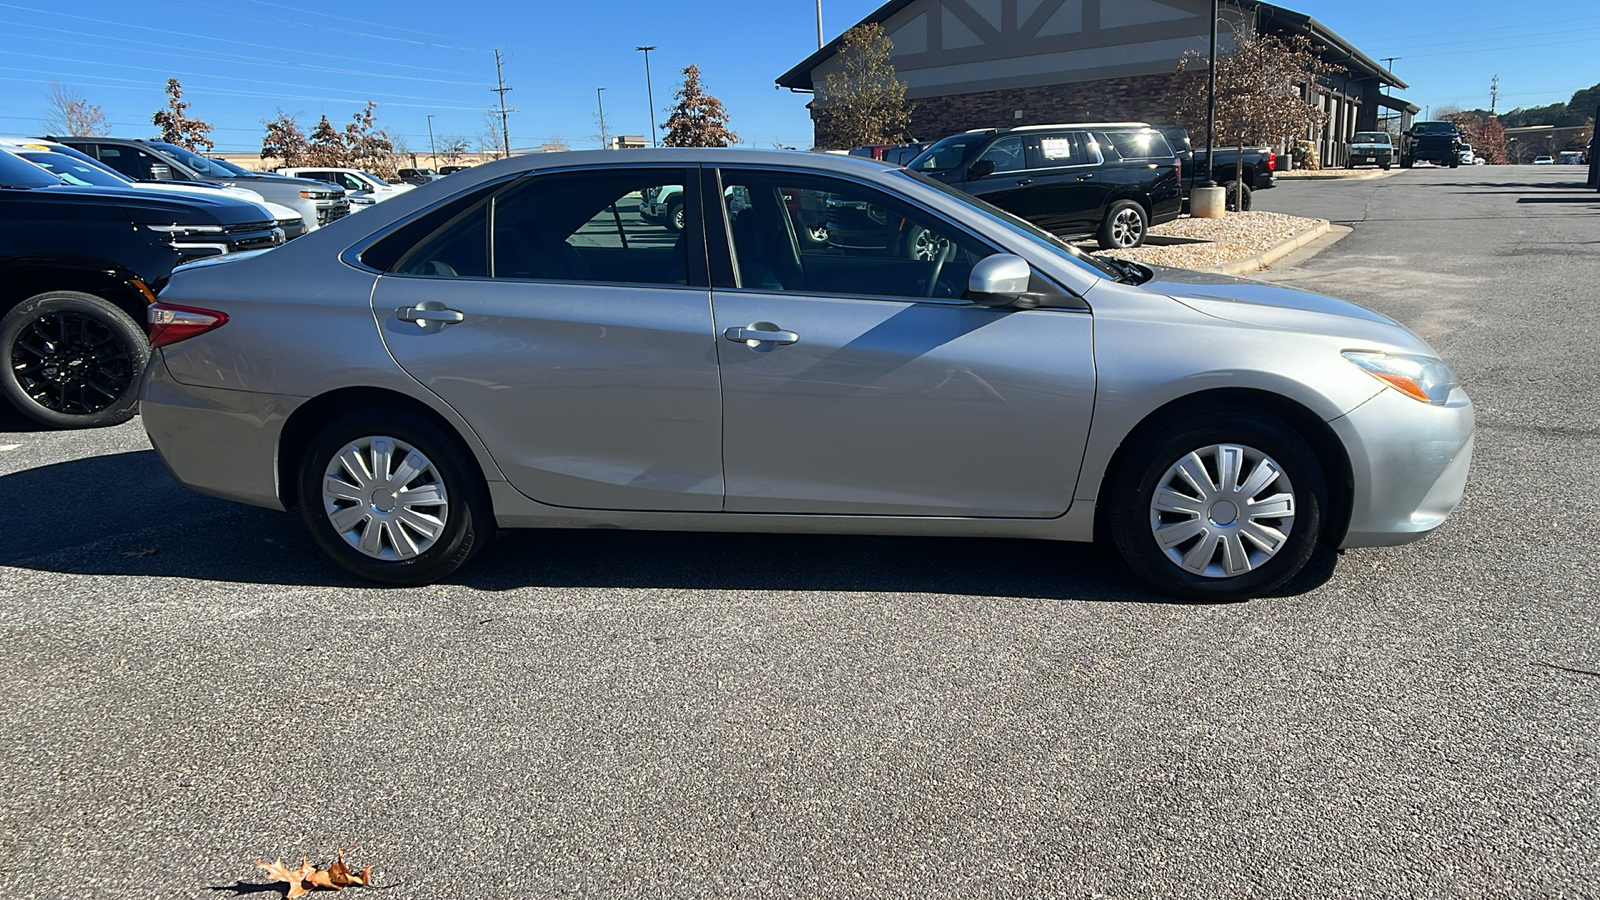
397, 303, 465, 325
1075, 174, 1094, 182
1015, 178, 1033, 186
724, 323, 798, 351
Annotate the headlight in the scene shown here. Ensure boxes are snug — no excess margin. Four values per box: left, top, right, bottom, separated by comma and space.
299, 190, 339, 200
1343, 350, 1457, 405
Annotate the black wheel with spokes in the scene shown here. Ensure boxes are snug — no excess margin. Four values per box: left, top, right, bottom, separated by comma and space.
0, 291, 147, 428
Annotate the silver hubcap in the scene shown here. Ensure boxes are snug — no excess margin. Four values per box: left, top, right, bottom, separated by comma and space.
910, 229, 949, 261
1111, 208, 1144, 247
322, 435, 449, 561
1148, 443, 1295, 578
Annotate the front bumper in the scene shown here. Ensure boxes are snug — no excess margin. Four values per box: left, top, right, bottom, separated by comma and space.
1329, 385, 1475, 548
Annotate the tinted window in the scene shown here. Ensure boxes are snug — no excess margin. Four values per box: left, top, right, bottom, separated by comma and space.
489, 168, 691, 285
0, 150, 66, 187
906, 134, 986, 173
1352, 132, 1391, 143
1412, 122, 1458, 135
397, 202, 488, 277
18, 151, 125, 187
1101, 130, 1173, 160
147, 142, 234, 177
94, 145, 172, 180
367, 181, 505, 271
717, 169, 997, 301
975, 136, 1026, 173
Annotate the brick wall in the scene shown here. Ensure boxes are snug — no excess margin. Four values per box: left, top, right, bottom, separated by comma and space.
839, 73, 1193, 143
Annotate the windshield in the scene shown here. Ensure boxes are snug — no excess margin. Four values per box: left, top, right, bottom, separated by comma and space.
0, 150, 68, 188
206, 157, 252, 176
359, 171, 390, 186
1412, 122, 1458, 135
905, 134, 987, 173
1352, 132, 1391, 143
147, 141, 235, 177
894, 169, 1122, 281
19, 151, 128, 187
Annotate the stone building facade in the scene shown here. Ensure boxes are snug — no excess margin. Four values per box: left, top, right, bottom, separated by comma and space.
778, 0, 1411, 167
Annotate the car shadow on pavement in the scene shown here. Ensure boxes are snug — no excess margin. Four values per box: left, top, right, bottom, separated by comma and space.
1, 449, 1335, 603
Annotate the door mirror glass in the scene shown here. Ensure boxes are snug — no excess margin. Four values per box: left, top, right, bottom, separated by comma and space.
967, 159, 996, 181
966, 253, 1032, 307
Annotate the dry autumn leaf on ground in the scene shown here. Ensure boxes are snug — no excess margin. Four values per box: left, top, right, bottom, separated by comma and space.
254, 849, 372, 897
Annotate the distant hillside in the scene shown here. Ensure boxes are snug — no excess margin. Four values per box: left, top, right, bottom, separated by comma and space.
1461, 82, 1599, 128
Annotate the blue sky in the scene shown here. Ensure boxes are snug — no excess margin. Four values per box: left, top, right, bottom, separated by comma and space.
0, 0, 1595, 155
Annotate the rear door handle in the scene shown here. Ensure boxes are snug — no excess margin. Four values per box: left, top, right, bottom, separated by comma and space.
1015, 178, 1033, 186
397, 304, 465, 325
1075, 174, 1094, 182
724, 323, 798, 350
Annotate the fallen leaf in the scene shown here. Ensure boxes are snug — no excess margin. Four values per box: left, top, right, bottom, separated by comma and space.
254, 849, 370, 895
121, 548, 157, 558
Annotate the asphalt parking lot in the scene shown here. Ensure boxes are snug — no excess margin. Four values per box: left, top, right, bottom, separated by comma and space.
3, 166, 1598, 898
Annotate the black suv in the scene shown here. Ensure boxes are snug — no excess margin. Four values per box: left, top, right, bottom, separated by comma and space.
0, 150, 278, 428
905, 124, 1182, 249
1401, 121, 1462, 169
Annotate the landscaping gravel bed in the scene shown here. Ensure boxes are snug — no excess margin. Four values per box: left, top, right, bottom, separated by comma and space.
1089, 210, 1324, 270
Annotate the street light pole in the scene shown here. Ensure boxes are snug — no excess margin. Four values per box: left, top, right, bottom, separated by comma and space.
636, 45, 659, 147
426, 114, 437, 168
1204, 0, 1218, 188
597, 87, 608, 149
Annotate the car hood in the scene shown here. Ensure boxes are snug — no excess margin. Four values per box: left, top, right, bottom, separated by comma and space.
1140, 265, 1438, 355
37, 184, 275, 227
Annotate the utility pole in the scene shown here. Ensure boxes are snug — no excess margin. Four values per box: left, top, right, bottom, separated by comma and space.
1379, 58, 1400, 133
636, 46, 658, 147
596, 87, 608, 149
816, 0, 824, 48
1204, 0, 1218, 187
426, 114, 437, 168
490, 47, 513, 158
1490, 74, 1500, 116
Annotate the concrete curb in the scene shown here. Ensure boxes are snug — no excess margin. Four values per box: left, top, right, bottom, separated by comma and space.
1199, 219, 1331, 276
1275, 168, 1396, 181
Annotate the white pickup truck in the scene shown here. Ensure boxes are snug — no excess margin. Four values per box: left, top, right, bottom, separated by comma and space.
275, 167, 412, 211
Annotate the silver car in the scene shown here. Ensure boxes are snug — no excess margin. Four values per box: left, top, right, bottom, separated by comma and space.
139, 149, 1474, 600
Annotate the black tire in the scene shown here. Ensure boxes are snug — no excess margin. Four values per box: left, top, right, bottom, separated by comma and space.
1400, 156, 1414, 169
666, 201, 685, 233
1380, 161, 1392, 171
298, 408, 493, 586
1449, 157, 1460, 168
0, 290, 147, 429
1097, 200, 1148, 250
1222, 181, 1253, 211
1106, 409, 1326, 602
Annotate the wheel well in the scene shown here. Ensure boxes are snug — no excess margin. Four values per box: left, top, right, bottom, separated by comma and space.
1094, 388, 1355, 547
277, 386, 490, 511
0, 270, 147, 325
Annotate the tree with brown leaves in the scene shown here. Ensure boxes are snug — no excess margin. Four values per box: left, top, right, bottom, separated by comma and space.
260, 110, 310, 166
1173, 32, 1340, 151
662, 64, 738, 147
307, 115, 346, 167
152, 78, 215, 152
812, 23, 913, 150
42, 83, 107, 136
343, 101, 396, 178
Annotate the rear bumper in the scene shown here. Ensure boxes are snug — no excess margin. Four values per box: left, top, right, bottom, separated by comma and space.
1330, 385, 1475, 548
139, 355, 302, 511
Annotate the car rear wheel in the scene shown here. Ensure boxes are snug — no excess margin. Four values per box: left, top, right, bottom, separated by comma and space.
1400, 156, 1414, 169
667, 201, 685, 232
0, 290, 147, 429
1222, 182, 1253, 211
1108, 410, 1325, 601
1098, 200, 1148, 250
298, 409, 493, 585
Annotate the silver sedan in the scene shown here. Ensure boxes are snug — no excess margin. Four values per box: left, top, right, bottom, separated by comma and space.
139, 149, 1473, 600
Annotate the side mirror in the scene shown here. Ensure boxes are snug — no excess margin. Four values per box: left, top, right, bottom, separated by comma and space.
966, 254, 1034, 308
148, 163, 173, 181
967, 159, 996, 180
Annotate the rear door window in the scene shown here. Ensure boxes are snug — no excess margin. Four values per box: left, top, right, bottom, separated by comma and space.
1100, 130, 1174, 160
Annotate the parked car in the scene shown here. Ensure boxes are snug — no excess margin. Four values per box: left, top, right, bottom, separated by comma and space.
53, 137, 350, 229
0, 149, 280, 428
1400, 122, 1461, 168
906, 124, 1182, 249
1346, 131, 1395, 170
139, 149, 1473, 601
849, 142, 933, 166
275, 167, 413, 205
438, 165, 473, 175
396, 167, 440, 185
639, 183, 685, 231
1533, 155, 1555, 165
1156, 125, 1277, 210
1, 137, 306, 240
1558, 151, 1585, 165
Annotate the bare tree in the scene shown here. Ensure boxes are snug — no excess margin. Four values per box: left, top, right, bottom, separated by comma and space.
812, 24, 913, 150
478, 111, 510, 158
42, 83, 107, 136
152, 78, 216, 152
661, 64, 738, 147
1174, 32, 1340, 151
261, 110, 310, 167
438, 136, 471, 163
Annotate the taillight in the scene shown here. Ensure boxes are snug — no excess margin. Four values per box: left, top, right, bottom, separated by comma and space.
148, 303, 228, 348
1175, 158, 1182, 181
1268, 150, 1277, 171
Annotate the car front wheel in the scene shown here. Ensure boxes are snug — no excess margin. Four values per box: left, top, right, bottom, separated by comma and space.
298, 409, 493, 585
1108, 410, 1325, 601
1098, 200, 1148, 250
0, 290, 147, 429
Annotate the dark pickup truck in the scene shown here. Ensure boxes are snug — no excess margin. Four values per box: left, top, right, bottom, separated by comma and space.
1157, 126, 1277, 211
1401, 121, 1462, 169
